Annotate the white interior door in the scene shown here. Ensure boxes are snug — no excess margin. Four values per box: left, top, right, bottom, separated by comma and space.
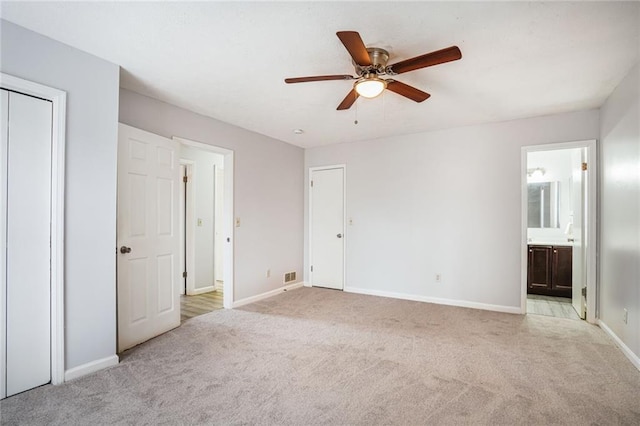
1, 89, 52, 397
571, 148, 586, 319
310, 167, 345, 290
117, 124, 180, 351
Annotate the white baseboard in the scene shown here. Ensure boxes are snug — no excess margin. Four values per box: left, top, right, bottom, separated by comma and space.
64, 354, 119, 382
343, 286, 522, 315
598, 320, 640, 371
303, 282, 312, 287
188, 285, 216, 296
233, 282, 304, 308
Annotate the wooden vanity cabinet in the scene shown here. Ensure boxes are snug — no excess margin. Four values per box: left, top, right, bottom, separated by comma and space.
527, 245, 572, 297
528, 245, 552, 291
551, 246, 572, 293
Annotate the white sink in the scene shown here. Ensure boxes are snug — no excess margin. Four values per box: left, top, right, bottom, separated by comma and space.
528, 240, 573, 246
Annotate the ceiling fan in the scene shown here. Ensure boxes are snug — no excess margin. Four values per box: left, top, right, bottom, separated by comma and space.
285, 31, 462, 110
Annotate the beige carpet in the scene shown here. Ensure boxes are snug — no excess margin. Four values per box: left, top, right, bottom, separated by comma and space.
2, 287, 639, 425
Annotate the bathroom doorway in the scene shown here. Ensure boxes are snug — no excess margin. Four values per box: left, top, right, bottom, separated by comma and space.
521, 140, 597, 323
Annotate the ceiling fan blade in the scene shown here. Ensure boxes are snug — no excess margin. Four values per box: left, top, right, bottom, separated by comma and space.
336, 31, 372, 66
285, 75, 355, 84
386, 80, 431, 103
388, 46, 462, 75
337, 89, 359, 110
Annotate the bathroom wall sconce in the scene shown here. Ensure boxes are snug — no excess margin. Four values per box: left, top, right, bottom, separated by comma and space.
527, 167, 546, 178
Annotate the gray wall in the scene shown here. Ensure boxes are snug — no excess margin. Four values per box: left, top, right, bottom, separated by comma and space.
119, 89, 304, 301
599, 62, 639, 362
305, 109, 600, 310
0, 20, 119, 369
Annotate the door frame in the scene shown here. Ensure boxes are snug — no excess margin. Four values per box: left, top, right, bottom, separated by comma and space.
520, 139, 597, 323
308, 164, 346, 290
0, 73, 66, 394
179, 160, 196, 295
173, 137, 234, 309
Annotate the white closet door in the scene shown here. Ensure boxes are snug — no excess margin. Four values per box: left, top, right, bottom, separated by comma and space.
2, 89, 52, 397
0, 89, 7, 399
310, 167, 345, 290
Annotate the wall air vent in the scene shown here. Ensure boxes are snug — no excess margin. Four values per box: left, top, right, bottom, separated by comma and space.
284, 271, 297, 283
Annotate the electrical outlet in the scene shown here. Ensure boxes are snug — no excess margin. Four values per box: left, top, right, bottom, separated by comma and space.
435, 273, 442, 283
623, 308, 628, 324
266, 269, 270, 278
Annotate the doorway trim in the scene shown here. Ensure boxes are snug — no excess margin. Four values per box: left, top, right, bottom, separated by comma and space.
179, 160, 196, 295
173, 137, 234, 309
0, 73, 66, 391
520, 139, 597, 323
308, 164, 347, 290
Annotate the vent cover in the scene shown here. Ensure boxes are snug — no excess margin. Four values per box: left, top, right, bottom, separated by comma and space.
284, 271, 297, 283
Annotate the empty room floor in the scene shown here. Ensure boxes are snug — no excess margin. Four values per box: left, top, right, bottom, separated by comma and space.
2, 287, 639, 424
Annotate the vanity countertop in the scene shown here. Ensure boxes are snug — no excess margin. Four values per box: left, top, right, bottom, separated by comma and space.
528, 241, 573, 247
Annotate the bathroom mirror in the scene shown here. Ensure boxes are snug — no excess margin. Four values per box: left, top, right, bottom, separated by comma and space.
528, 181, 559, 228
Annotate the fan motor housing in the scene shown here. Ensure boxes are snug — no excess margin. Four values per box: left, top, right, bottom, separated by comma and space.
354, 47, 390, 75
367, 48, 389, 67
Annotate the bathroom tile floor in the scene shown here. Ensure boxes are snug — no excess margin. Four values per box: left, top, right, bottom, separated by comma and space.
527, 294, 580, 320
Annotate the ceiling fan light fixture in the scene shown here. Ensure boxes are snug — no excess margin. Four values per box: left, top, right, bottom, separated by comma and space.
284, 31, 462, 110
354, 76, 387, 98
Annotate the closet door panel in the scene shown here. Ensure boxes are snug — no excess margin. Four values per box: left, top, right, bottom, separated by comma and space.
5, 90, 52, 396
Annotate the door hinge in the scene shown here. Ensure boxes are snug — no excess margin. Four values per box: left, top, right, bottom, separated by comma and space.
183, 175, 188, 183
183, 271, 187, 278
581, 287, 587, 298
582, 162, 588, 171
310, 265, 313, 272
310, 180, 314, 187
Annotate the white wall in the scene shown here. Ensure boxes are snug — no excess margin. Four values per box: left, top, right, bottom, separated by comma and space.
180, 145, 224, 290
305, 109, 599, 310
0, 20, 119, 370
599, 62, 639, 363
119, 89, 304, 301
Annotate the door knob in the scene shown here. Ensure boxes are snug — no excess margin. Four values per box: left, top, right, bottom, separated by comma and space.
120, 246, 132, 254
337, 233, 342, 238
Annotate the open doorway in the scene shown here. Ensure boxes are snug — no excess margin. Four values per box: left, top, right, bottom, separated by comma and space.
178, 157, 224, 322
175, 137, 234, 321
521, 140, 597, 323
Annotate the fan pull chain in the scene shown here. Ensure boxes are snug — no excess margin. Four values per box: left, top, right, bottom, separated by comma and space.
354, 100, 358, 125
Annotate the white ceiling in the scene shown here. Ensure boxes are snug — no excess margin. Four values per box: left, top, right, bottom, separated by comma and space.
1, 2, 638, 148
